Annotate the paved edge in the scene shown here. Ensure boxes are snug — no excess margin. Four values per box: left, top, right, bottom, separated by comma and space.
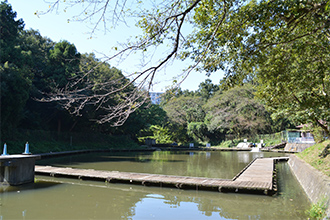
288, 154, 330, 217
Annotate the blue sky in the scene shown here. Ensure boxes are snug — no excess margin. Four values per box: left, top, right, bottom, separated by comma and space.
9, 0, 224, 92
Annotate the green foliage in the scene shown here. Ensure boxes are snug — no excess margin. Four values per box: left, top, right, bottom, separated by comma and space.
204, 84, 272, 137
163, 95, 205, 127
161, 82, 288, 144
184, 100, 205, 123
167, 123, 190, 144
0, 64, 31, 136
306, 198, 328, 220
257, 132, 283, 147
138, 125, 173, 144
305, 124, 328, 143
255, 32, 330, 137
122, 103, 168, 137
46, 40, 81, 88
80, 53, 127, 91
0, 1, 24, 65
0, 2, 169, 147
214, 139, 242, 148
187, 122, 208, 142
196, 79, 219, 100
19, 29, 55, 90
319, 144, 330, 159
162, 94, 207, 142
188, 0, 330, 137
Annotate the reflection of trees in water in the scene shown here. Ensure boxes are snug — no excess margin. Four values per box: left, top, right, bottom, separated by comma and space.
185, 151, 250, 179
147, 151, 178, 174
125, 152, 309, 219
26, 151, 309, 219
135, 180, 308, 219
28, 153, 309, 219
144, 151, 272, 179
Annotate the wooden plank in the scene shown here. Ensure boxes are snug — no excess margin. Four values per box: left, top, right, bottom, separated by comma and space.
235, 158, 274, 184
35, 157, 289, 194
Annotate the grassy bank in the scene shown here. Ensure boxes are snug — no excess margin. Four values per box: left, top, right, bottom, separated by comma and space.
298, 140, 330, 177
1, 130, 141, 154
298, 140, 330, 219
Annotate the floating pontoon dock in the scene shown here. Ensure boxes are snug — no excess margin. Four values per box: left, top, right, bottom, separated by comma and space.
35, 157, 289, 195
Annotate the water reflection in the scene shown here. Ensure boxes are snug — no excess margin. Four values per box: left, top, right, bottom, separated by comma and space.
36, 151, 284, 179
0, 151, 311, 219
0, 162, 309, 220
0, 181, 60, 193
237, 152, 251, 163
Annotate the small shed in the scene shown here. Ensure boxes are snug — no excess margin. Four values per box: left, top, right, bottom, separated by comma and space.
282, 130, 315, 144
282, 130, 315, 152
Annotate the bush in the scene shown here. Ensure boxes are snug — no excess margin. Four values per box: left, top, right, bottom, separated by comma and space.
213, 139, 242, 148
138, 125, 173, 145
306, 199, 327, 220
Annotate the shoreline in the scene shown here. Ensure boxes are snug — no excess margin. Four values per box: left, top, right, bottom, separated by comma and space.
288, 154, 330, 217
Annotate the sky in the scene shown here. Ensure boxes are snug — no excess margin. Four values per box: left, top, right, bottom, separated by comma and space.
8, 0, 224, 92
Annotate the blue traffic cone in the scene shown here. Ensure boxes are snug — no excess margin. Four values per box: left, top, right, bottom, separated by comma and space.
1, 143, 9, 156
23, 142, 31, 154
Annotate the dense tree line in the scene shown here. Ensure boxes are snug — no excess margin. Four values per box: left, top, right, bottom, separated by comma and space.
33, 0, 329, 140
189, 0, 330, 137
0, 1, 301, 147
0, 2, 166, 142
158, 81, 293, 145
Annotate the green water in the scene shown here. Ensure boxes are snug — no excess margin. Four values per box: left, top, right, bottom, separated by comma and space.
0, 151, 310, 219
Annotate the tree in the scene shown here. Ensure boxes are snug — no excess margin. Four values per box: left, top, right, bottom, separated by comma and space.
163, 95, 205, 127
0, 1, 31, 137
46, 40, 81, 89
138, 125, 174, 144
18, 29, 57, 130
196, 79, 219, 100
0, 65, 30, 135
36, 0, 213, 126
0, 1, 24, 65
204, 85, 272, 138
76, 53, 131, 125
255, 34, 330, 137
38, 0, 329, 134
187, 122, 208, 142
19, 29, 55, 89
190, 0, 330, 136
162, 95, 207, 142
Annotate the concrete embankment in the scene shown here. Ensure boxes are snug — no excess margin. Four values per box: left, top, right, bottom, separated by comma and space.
285, 143, 315, 152
288, 154, 330, 217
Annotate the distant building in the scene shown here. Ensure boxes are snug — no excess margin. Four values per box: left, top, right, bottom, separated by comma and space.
282, 129, 315, 152
149, 92, 163, 104
282, 130, 315, 144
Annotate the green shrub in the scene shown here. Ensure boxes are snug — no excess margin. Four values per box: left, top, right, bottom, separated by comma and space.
306, 199, 327, 220
138, 125, 173, 145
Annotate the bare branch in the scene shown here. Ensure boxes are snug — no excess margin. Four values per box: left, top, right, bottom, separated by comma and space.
37, 0, 222, 126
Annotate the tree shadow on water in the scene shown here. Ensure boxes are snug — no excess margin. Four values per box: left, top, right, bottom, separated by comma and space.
37, 153, 185, 167
0, 180, 61, 193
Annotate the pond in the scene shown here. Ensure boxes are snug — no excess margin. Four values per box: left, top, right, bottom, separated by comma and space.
0, 151, 310, 219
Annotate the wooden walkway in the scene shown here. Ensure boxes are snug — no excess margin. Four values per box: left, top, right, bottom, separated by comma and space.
35, 157, 289, 195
